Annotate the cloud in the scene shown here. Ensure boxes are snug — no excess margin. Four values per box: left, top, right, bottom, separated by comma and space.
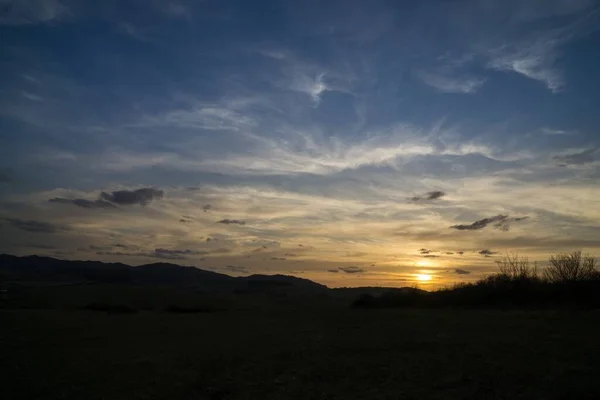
488, 47, 563, 92
540, 127, 578, 135
290, 71, 329, 105
223, 265, 248, 273
270, 257, 287, 261
138, 106, 256, 131
211, 248, 231, 254
338, 266, 365, 274
553, 148, 600, 166
411, 191, 446, 202
154, 248, 209, 256
416, 70, 485, 94
218, 219, 246, 225
327, 269, 339, 273
113, 244, 140, 250
479, 249, 498, 256
454, 269, 471, 275
423, 255, 439, 258
457, 251, 464, 255
100, 188, 164, 206
4, 218, 67, 233
419, 248, 434, 254
49, 197, 118, 209
96, 247, 209, 260
203, 204, 212, 212
451, 215, 509, 231
21, 91, 43, 101
0, 0, 67, 25
483, 10, 599, 92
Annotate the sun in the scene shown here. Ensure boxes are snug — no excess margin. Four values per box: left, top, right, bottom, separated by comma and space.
415, 273, 432, 282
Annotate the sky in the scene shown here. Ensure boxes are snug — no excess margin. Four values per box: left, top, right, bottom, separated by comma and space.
1, 0, 600, 288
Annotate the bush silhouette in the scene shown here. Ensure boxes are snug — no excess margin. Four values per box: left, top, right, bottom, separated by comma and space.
352, 251, 600, 309
544, 251, 597, 282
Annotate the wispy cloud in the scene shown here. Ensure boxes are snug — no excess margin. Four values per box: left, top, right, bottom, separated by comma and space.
485, 8, 599, 92
4, 218, 68, 233
289, 70, 329, 105
553, 148, 599, 166
416, 70, 485, 94
49, 197, 118, 209
0, 0, 67, 25
21, 91, 43, 101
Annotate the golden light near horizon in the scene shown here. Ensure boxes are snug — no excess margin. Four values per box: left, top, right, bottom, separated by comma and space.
415, 273, 432, 282
415, 260, 436, 268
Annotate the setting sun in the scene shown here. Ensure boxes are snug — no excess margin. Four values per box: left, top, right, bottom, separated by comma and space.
415, 274, 432, 282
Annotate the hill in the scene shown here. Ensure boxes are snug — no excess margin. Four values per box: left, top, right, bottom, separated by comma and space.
0, 254, 329, 293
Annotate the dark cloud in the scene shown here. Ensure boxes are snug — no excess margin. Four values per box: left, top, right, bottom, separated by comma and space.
211, 248, 231, 254
419, 248, 434, 254
96, 251, 136, 257
344, 251, 368, 257
252, 245, 268, 252
339, 266, 365, 274
99, 188, 164, 206
154, 248, 209, 256
223, 265, 247, 273
203, 204, 211, 212
49, 197, 118, 209
327, 269, 340, 273
411, 191, 446, 201
284, 253, 298, 257
479, 249, 498, 256
25, 243, 57, 250
89, 245, 111, 251
179, 219, 191, 223
445, 252, 454, 255
553, 148, 599, 166
113, 243, 140, 250
423, 255, 439, 258
97, 247, 209, 260
454, 269, 471, 275
218, 219, 245, 225
270, 257, 287, 260
4, 218, 67, 233
457, 251, 464, 255
451, 215, 514, 231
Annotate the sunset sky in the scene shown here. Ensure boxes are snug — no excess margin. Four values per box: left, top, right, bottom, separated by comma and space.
1, 0, 600, 288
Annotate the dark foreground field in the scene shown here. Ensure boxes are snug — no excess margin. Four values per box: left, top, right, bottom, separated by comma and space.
3, 306, 600, 400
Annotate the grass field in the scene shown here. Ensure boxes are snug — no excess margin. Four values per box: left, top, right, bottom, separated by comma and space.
3, 303, 600, 400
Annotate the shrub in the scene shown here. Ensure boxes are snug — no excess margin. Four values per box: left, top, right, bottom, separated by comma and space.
495, 253, 539, 280
544, 251, 597, 282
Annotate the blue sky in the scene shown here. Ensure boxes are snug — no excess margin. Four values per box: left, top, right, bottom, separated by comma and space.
1, 0, 600, 287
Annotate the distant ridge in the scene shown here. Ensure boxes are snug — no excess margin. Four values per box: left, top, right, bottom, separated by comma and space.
0, 254, 328, 292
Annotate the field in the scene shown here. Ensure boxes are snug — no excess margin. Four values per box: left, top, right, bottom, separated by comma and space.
2, 286, 600, 400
